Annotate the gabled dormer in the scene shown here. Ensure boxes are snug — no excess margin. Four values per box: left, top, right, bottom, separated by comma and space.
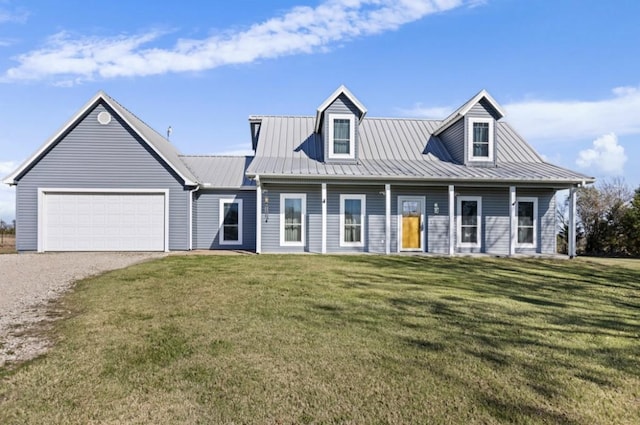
433, 90, 505, 167
314, 85, 367, 163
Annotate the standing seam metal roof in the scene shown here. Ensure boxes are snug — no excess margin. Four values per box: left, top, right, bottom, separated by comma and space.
246, 115, 593, 184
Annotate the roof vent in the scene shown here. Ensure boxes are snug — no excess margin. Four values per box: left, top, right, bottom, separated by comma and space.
97, 111, 112, 125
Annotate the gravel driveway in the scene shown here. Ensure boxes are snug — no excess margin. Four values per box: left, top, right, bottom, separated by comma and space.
0, 252, 165, 368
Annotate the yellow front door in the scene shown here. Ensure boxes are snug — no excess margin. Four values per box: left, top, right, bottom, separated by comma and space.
401, 199, 422, 250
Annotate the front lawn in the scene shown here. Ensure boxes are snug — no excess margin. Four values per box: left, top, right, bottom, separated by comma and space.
1, 255, 639, 424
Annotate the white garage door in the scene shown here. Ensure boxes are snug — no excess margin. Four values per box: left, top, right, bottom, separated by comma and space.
43, 192, 166, 251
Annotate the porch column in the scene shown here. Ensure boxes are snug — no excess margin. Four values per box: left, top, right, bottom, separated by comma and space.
256, 177, 262, 254
509, 186, 516, 256
568, 186, 577, 258
448, 185, 455, 255
385, 184, 391, 255
321, 183, 327, 254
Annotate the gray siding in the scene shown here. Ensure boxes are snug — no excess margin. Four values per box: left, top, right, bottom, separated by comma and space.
516, 189, 556, 255
260, 184, 321, 253
454, 188, 509, 254
326, 185, 386, 253
454, 187, 557, 255
438, 119, 465, 164
192, 189, 256, 250
426, 188, 449, 254
15, 103, 190, 251
468, 98, 503, 120
390, 186, 449, 253
323, 94, 361, 164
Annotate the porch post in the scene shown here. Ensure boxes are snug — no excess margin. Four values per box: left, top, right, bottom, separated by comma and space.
448, 185, 455, 255
568, 187, 577, 258
256, 177, 262, 254
385, 184, 391, 255
509, 186, 516, 256
321, 183, 327, 254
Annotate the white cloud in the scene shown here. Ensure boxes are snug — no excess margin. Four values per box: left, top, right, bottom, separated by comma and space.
0, 5, 28, 24
0, 161, 16, 221
505, 86, 640, 142
401, 85, 640, 144
2, 0, 471, 84
397, 103, 452, 119
576, 133, 627, 175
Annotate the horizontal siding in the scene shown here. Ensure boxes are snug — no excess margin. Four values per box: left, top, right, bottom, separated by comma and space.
390, 186, 449, 253
323, 94, 361, 164
260, 184, 321, 253
192, 190, 256, 250
16, 103, 189, 251
439, 119, 464, 164
516, 189, 556, 255
467, 98, 501, 120
326, 185, 386, 253
455, 188, 509, 255
426, 188, 449, 254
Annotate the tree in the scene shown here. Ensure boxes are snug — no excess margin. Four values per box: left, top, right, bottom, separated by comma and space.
576, 178, 632, 256
622, 188, 640, 256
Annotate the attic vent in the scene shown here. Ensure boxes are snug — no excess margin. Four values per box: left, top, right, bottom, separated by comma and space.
97, 111, 112, 125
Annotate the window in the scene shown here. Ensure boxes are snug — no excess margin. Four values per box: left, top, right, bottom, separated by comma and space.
280, 194, 306, 246
468, 118, 494, 161
516, 197, 538, 248
219, 198, 243, 245
328, 114, 355, 159
457, 196, 482, 248
340, 194, 365, 247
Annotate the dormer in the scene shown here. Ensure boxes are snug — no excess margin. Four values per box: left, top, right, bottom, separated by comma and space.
314, 85, 367, 163
433, 90, 505, 167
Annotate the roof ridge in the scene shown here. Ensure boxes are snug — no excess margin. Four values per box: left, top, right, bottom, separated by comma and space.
101, 92, 169, 142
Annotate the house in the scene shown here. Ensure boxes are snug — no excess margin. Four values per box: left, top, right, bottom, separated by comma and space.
3, 86, 593, 256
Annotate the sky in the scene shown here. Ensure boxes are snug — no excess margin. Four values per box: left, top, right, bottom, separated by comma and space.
1, 0, 639, 222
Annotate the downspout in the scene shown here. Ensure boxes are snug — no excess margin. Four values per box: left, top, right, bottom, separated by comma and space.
189, 185, 200, 251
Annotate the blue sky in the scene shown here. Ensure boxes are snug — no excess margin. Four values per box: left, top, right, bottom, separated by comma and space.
1, 0, 639, 221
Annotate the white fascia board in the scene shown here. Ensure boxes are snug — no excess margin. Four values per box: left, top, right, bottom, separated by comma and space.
101, 95, 197, 186
433, 89, 506, 136
314, 85, 368, 133
3, 91, 106, 185
6, 91, 197, 187
254, 173, 593, 186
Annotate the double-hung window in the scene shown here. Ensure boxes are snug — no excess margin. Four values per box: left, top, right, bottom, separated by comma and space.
457, 196, 482, 248
328, 114, 355, 159
516, 197, 537, 248
340, 194, 365, 247
280, 194, 306, 246
219, 198, 243, 245
468, 118, 494, 162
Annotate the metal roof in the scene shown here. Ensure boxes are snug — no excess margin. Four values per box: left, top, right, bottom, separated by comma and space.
180, 155, 255, 188
246, 115, 594, 185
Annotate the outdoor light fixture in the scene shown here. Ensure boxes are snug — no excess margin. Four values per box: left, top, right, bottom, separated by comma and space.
434, 202, 439, 215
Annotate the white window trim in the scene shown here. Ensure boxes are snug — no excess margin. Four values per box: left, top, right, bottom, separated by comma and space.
467, 117, 494, 162
280, 193, 306, 247
516, 197, 538, 249
340, 194, 366, 247
328, 113, 355, 160
219, 198, 243, 245
457, 196, 482, 248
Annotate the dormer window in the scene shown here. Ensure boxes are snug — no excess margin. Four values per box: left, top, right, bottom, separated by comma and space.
329, 113, 355, 159
468, 117, 494, 162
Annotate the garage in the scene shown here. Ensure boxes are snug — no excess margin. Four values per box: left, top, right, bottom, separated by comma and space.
41, 191, 167, 252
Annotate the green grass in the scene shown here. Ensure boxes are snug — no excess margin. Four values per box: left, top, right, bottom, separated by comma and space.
1, 255, 639, 424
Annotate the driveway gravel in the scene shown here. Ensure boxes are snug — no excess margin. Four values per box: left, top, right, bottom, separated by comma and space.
0, 252, 165, 368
